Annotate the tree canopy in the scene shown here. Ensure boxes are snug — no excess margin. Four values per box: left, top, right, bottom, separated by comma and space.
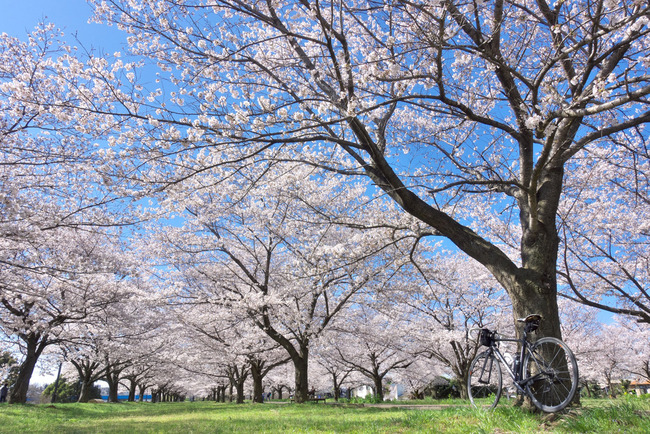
1, 0, 649, 403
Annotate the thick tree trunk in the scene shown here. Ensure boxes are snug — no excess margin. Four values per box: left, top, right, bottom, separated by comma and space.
107, 378, 119, 403
127, 378, 137, 401
292, 353, 309, 403
509, 167, 564, 340
9, 355, 37, 404
331, 373, 341, 402
9, 333, 47, 404
450, 341, 473, 400
73, 360, 103, 403
227, 364, 248, 404
78, 380, 94, 403
104, 362, 123, 403
138, 384, 146, 402
250, 359, 265, 403
235, 382, 245, 404
457, 371, 469, 400
372, 375, 384, 402
509, 272, 561, 340
219, 385, 227, 402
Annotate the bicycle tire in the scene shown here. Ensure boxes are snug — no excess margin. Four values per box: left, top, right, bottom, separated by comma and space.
468, 350, 502, 410
522, 337, 578, 413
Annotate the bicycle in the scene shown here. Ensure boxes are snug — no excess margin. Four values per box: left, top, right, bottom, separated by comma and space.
468, 314, 578, 413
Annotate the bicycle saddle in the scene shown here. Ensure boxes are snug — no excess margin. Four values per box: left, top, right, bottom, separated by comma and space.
517, 314, 542, 323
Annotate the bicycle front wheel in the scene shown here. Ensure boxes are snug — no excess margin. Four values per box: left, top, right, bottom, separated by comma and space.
468, 351, 502, 410
523, 337, 578, 413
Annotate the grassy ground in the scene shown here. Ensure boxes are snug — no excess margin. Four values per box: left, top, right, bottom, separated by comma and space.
0, 397, 648, 433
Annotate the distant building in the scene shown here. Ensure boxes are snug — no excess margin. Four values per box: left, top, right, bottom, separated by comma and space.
388, 383, 404, 401
351, 385, 374, 399
630, 379, 650, 397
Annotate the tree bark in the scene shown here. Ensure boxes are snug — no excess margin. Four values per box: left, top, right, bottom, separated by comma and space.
226, 364, 248, 404
274, 385, 286, 400
509, 167, 564, 339
9, 333, 48, 404
457, 371, 469, 400
331, 373, 341, 402
138, 384, 147, 402
235, 382, 245, 404
126, 377, 137, 401
250, 359, 265, 403
106, 378, 119, 403
372, 375, 384, 402
219, 385, 227, 402
72, 359, 105, 403
104, 361, 124, 403
292, 350, 309, 403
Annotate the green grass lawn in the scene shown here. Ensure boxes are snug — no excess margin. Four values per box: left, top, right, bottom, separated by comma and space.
0, 397, 648, 433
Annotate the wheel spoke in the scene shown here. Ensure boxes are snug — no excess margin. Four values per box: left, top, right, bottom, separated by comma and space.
524, 338, 578, 412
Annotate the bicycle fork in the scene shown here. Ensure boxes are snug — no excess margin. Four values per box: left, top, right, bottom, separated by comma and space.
478, 353, 494, 384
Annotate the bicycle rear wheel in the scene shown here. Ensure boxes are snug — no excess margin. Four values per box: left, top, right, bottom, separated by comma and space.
468, 351, 502, 410
523, 337, 578, 413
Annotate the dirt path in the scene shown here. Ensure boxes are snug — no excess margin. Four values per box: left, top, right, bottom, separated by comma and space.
268, 402, 460, 410
334, 403, 458, 410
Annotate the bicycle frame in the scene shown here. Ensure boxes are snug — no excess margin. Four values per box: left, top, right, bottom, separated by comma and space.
482, 329, 539, 396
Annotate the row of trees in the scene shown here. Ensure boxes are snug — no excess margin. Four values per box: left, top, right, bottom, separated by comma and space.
1, 0, 649, 403
9, 289, 648, 404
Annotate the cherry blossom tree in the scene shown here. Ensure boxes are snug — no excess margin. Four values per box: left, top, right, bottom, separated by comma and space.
151, 317, 237, 402
326, 306, 413, 402
389, 356, 443, 400
561, 304, 642, 398
120, 361, 157, 402
170, 297, 291, 403
54, 264, 167, 403
265, 363, 294, 400
0, 24, 144, 404
383, 251, 512, 399
102, 300, 179, 403
248, 350, 291, 403
85, 0, 650, 341
63, 326, 111, 403
0, 226, 139, 404
311, 339, 356, 401
601, 319, 650, 387
592, 324, 635, 397
152, 162, 411, 402
559, 145, 650, 323
556, 298, 604, 397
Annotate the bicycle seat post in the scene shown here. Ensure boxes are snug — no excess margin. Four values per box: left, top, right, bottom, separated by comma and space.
518, 314, 542, 339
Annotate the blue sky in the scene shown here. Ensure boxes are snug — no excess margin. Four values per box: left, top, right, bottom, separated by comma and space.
1, 2, 127, 385
3, 1, 621, 387
0, 0, 126, 51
